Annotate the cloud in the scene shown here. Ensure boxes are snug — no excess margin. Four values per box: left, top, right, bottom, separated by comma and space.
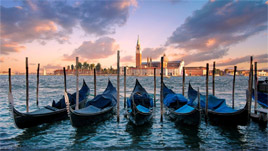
217, 53, 268, 66
0, 57, 4, 63
63, 37, 119, 61
179, 48, 229, 65
121, 55, 134, 62
166, 0, 267, 59
0, 40, 26, 55
0, 0, 137, 55
142, 47, 166, 59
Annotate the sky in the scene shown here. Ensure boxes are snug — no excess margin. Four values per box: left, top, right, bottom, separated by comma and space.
0, 0, 267, 73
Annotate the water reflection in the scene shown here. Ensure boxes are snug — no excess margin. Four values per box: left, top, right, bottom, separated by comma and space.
214, 125, 245, 149
125, 121, 153, 148
175, 123, 202, 149
14, 122, 54, 145
71, 125, 98, 145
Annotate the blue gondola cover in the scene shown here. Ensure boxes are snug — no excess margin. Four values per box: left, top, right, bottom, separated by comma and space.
214, 104, 237, 113
136, 105, 150, 113
164, 93, 188, 107
175, 104, 195, 113
86, 80, 117, 109
52, 80, 90, 109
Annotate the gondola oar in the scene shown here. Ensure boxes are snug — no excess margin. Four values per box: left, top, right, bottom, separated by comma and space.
63, 67, 70, 117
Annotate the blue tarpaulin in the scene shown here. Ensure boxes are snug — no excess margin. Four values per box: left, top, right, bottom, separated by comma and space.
214, 104, 237, 113
136, 105, 150, 113
175, 104, 195, 113
164, 93, 188, 107
86, 80, 117, 109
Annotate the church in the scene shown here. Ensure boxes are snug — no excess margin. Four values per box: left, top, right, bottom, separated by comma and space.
123, 36, 184, 76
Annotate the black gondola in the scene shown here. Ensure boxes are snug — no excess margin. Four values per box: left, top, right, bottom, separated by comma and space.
188, 83, 249, 126
8, 80, 90, 129
66, 80, 117, 128
252, 78, 268, 108
163, 83, 200, 126
126, 79, 153, 126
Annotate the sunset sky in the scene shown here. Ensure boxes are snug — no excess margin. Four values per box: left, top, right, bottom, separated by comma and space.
1, 0, 267, 73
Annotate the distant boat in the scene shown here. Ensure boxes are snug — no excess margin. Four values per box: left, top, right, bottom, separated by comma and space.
163, 83, 200, 126
126, 79, 153, 125
43, 68, 47, 76
65, 80, 117, 128
8, 80, 90, 129
188, 82, 249, 126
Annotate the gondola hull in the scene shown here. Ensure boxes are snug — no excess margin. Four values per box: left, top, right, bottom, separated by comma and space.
165, 107, 201, 126
207, 107, 249, 126
128, 109, 153, 126
69, 106, 116, 128
8, 79, 89, 129
12, 108, 68, 129
11, 100, 87, 129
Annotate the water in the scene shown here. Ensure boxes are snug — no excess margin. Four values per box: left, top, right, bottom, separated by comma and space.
0, 75, 267, 150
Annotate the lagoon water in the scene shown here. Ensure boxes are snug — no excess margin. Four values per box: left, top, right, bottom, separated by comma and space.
0, 75, 267, 150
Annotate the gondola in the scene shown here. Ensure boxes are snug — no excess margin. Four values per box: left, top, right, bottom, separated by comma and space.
188, 83, 249, 126
8, 80, 90, 129
163, 83, 200, 126
65, 80, 117, 128
126, 79, 153, 126
252, 89, 268, 108
252, 78, 268, 108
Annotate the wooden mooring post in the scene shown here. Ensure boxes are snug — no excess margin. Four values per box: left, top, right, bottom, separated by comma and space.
205, 63, 209, 121
36, 63, 40, 107
75, 57, 79, 110
94, 68, 96, 97
124, 66, 126, 108
160, 57, 164, 122
212, 61, 215, 96
26, 57, 29, 112
232, 66, 237, 109
154, 68, 156, 107
254, 62, 258, 114
248, 56, 253, 114
198, 87, 200, 110
117, 50, 120, 122
9, 68, 12, 94
182, 67, 185, 96
63, 67, 67, 92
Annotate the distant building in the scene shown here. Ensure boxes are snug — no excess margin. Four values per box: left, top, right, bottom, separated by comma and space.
258, 70, 267, 76
136, 36, 142, 68
185, 67, 206, 76
126, 36, 184, 76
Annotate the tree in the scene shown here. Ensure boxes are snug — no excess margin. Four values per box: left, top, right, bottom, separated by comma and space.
103, 68, 107, 74
77, 62, 82, 69
96, 63, 101, 71
71, 64, 74, 70
82, 62, 89, 69
90, 64, 95, 70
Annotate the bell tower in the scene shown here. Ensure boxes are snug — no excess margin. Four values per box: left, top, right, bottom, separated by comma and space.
136, 35, 142, 68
